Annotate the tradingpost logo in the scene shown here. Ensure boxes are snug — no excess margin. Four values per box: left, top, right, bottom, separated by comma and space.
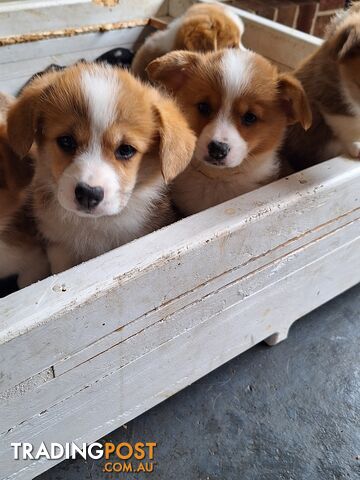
12, 441, 157, 474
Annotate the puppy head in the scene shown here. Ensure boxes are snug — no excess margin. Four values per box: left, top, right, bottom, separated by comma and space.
7, 64, 195, 218
175, 3, 244, 51
328, 5, 360, 106
148, 49, 311, 169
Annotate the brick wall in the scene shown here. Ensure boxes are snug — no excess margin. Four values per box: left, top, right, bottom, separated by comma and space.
225, 0, 347, 37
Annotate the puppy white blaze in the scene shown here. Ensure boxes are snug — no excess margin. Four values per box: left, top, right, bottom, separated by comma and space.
57, 67, 125, 217
81, 67, 119, 132
221, 49, 254, 102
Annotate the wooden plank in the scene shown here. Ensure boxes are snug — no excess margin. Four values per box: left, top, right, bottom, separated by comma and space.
53, 204, 360, 377
1, 214, 359, 435
1, 157, 360, 395
0, 25, 151, 95
0, 0, 168, 38
1, 226, 359, 479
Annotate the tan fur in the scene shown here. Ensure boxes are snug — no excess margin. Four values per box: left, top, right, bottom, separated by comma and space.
281, 2, 360, 169
174, 3, 242, 51
0, 123, 49, 288
147, 49, 311, 216
131, 3, 244, 81
7, 64, 195, 275
0, 92, 14, 124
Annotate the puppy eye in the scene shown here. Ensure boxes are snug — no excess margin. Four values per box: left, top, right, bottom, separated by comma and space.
115, 144, 136, 161
57, 135, 77, 153
197, 102, 212, 116
242, 112, 257, 126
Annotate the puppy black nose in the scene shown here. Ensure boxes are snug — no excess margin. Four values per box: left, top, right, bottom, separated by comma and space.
207, 140, 230, 161
75, 182, 104, 210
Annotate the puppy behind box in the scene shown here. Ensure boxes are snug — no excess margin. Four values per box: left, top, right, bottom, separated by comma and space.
282, 2, 360, 169
0, 94, 49, 288
147, 49, 312, 216
131, 2, 244, 80
7, 63, 195, 275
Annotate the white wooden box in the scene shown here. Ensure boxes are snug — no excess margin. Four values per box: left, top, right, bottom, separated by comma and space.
0, 1, 359, 478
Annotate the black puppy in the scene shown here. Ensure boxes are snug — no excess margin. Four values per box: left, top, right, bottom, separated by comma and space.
96, 47, 134, 68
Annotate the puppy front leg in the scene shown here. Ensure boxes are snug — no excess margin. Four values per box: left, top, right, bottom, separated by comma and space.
47, 243, 77, 274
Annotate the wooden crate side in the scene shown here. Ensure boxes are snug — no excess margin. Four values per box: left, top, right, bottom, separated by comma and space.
1, 210, 359, 435
0, 25, 154, 95
1, 220, 359, 479
1, 157, 360, 394
0, 0, 168, 38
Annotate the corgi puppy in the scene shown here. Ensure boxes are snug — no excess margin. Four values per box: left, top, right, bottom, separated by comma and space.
147, 49, 312, 216
282, 2, 360, 170
131, 2, 244, 80
7, 63, 195, 275
0, 122, 49, 288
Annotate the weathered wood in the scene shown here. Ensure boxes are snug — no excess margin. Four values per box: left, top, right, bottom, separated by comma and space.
0, 0, 168, 38
0, 25, 152, 94
1, 157, 360, 396
1, 221, 359, 478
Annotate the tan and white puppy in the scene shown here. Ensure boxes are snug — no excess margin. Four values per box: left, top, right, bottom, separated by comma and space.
282, 2, 360, 169
147, 49, 312, 216
7, 63, 195, 274
0, 121, 49, 288
132, 2, 244, 80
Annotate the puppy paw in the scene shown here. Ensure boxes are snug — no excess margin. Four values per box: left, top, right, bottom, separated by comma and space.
346, 141, 360, 159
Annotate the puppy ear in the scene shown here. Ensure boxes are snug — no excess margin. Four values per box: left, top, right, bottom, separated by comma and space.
146, 50, 200, 93
278, 74, 312, 131
332, 25, 360, 61
178, 18, 219, 51
153, 96, 196, 183
7, 73, 56, 158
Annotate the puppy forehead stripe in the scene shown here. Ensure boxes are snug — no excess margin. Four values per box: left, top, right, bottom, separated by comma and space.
221, 49, 254, 98
81, 68, 119, 132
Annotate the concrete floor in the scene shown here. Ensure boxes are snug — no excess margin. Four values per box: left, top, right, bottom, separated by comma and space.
3, 281, 359, 479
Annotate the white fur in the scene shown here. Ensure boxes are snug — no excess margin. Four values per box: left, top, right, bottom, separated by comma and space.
221, 49, 254, 103
323, 112, 360, 158
195, 117, 248, 168
82, 67, 119, 132
41, 178, 166, 270
194, 50, 254, 168
146, 16, 182, 53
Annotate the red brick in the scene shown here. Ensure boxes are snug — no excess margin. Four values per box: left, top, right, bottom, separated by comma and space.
227, 0, 278, 20
277, 2, 299, 27
318, 0, 345, 11
295, 1, 318, 33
